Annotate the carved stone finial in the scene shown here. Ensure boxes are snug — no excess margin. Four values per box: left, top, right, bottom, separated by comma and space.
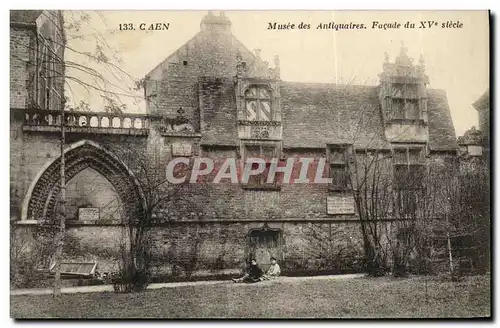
400, 41, 407, 56
419, 54, 425, 65
236, 51, 245, 78
273, 54, 281, 79
395, 42, 413, 66
254, 48, 262, 58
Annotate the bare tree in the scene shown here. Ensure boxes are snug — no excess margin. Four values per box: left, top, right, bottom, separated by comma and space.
303, 223, 364, 274
107, 143, 202, 291
11, 10, 146, 295
422, 157, 490, 278
11, 10, 143, 113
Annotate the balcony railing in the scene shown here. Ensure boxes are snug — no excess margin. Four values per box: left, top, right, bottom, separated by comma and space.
21, 108, 152, 135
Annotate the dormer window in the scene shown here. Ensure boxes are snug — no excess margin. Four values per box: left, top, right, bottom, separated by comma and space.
245, 86, 272, 121
379, 47, 428, 123
392, 99, 420, 120
391, 83, 418, 99
390, 83, 420, 120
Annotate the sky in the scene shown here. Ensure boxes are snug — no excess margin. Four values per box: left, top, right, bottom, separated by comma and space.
65, 10, 489, 136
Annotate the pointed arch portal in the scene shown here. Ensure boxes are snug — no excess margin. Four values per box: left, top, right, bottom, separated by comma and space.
21, 140, 145, 223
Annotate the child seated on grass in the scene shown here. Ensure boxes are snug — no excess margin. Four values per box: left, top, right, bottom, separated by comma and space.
261, 257, 281, 280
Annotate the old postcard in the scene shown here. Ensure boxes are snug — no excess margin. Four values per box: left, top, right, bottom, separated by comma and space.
9, 10, 490, 319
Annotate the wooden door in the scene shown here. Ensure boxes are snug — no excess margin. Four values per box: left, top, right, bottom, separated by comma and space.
249, 230, 281, 272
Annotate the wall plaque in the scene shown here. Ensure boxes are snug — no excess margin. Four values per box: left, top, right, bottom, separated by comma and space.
327, 195, 355, 215
78, 207, 100, 221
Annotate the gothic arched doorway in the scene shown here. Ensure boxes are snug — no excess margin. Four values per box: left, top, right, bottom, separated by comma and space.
21, 140, 145, 223
248, 223, 283, 271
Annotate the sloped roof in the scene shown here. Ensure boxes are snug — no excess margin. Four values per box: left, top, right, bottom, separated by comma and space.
10, 10, 42, 24
472, 90, 490, 111
145, 13, 256, 80
281, 82, 389, 149
200, 80, 458, 151
147, 12, 458, 152
427, 89, 458, 150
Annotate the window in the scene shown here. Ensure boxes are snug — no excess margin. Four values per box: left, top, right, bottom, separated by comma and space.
328, 146, 349, 191
245, 86, 272, 121
389, 83, 420, 120
391, 83, 418, 99
35, 35, 63, 110
242, 144, 278, 189
392, 99, 420, 119
393, 148, 425, 216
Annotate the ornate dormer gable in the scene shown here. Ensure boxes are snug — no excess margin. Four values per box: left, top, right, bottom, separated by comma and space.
236, 50, 281, 129
236, 50, 281, 81
379, 44, 430, 145
235, 50, 282, 141
379, 43, 429, 123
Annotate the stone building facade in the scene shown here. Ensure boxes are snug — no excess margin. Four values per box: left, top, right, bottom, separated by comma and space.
10, 10, 65, 110
139, 12, 458, 275
10, 11, 459, 282
473, 90, 490, 148
458, 90, 490, 161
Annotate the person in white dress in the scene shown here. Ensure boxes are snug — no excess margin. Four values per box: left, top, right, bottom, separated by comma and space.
261, 257, 281, 280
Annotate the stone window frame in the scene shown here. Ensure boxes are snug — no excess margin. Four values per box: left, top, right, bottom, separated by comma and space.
391, 98, 420, 120
392, 146, 426, 217
386, 82, 422, 121
240, 140, 282, 190
36, 34, 63, 110
327, 144, 352, 192
243, 84, 273, 122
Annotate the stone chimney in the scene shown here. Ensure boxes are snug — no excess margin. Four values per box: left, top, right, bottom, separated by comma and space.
200, 10, 232, 34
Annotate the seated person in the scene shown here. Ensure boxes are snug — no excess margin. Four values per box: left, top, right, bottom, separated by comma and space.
262, 257, 281, 280
232, 259, 264, 283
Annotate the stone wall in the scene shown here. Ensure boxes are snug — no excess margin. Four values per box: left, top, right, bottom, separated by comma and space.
9, 110, 150, 223
11, 119, 458, 284
10, 27, 33, 109
10, 114, 61, 219
69, 220, 366, 279
58, 167, 124, 222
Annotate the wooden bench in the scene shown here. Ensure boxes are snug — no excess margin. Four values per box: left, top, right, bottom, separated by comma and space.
47, 261, 98, 279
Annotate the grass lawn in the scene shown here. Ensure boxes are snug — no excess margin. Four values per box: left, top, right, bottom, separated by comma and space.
11, 274, 491, 319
